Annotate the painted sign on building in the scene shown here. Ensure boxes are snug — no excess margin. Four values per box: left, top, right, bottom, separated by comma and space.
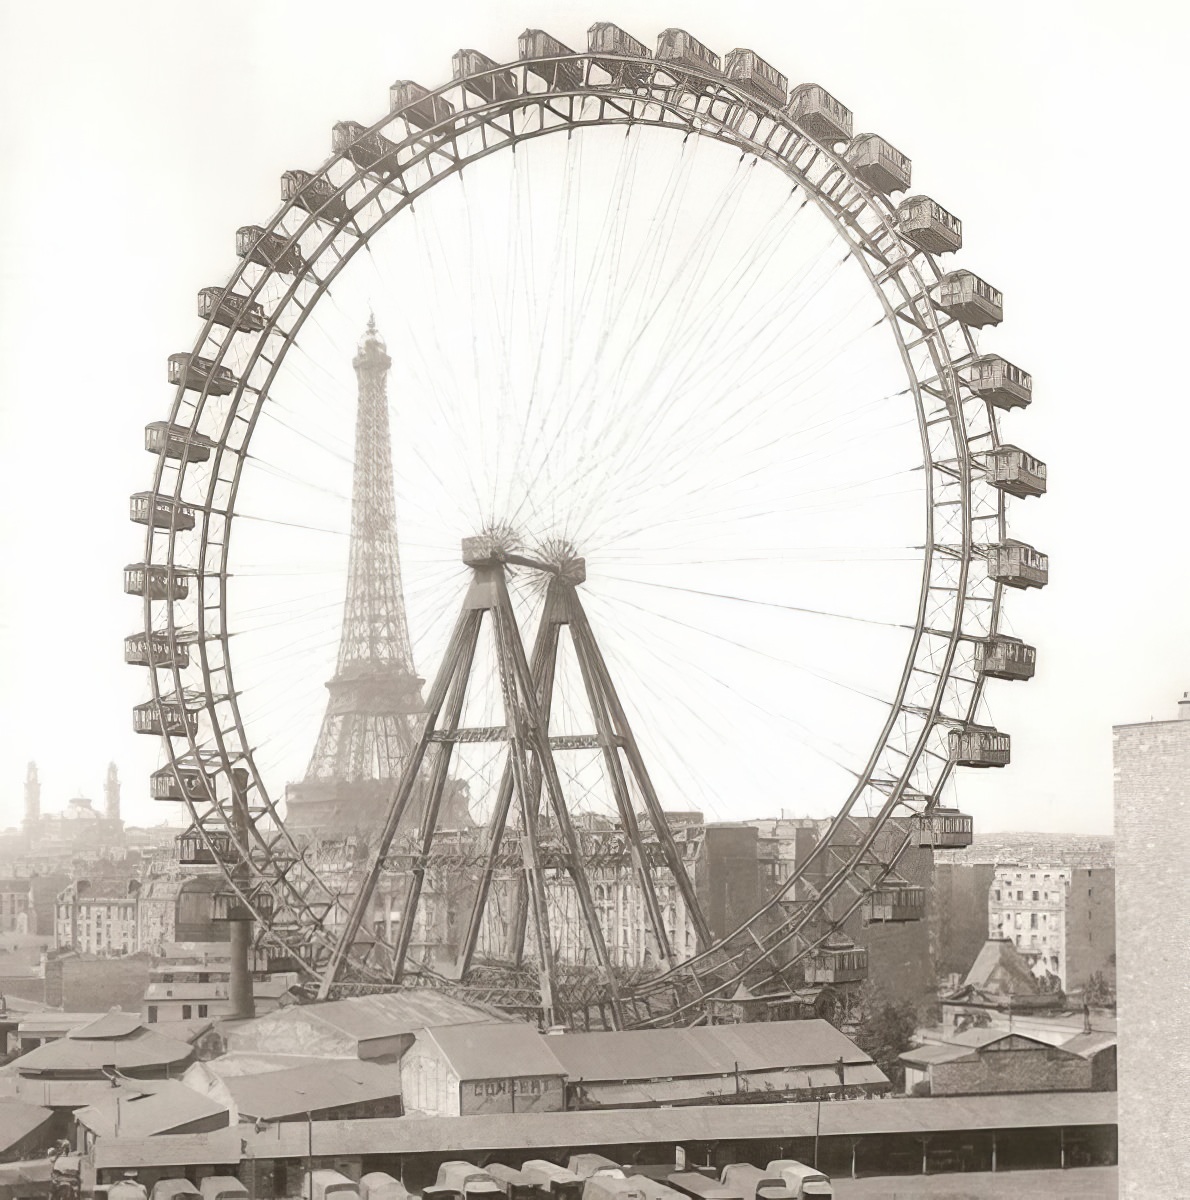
462, 1074, 564, 1115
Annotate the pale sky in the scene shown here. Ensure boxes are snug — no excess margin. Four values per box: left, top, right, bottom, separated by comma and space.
1, 0, 1186, 835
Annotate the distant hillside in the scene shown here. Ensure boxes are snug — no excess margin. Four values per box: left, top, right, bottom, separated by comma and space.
935, 831, 1114, 868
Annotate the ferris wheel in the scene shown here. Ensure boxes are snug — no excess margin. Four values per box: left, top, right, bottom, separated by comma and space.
127, 23, 1046, 1028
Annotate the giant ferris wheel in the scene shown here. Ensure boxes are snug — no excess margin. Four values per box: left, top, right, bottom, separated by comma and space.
126, 24, 1046, 1029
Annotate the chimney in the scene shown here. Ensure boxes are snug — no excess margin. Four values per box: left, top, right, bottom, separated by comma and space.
1179, 692, 1190, 721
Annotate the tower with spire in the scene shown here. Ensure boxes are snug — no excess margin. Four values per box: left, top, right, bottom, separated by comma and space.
286, 318, 460, 836
23, 762, 40, 840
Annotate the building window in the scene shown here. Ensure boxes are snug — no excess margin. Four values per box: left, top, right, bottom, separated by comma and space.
197, 1005, 208, 1018
1031, 891, 1039, 901
147, 1006, 157, 1023
182, 1005, 192, 1019
993, 890, 1001, 901
1030, 913, 1038, 929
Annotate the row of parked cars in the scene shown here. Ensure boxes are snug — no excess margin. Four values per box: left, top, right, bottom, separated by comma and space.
303, 1155, 831, 1200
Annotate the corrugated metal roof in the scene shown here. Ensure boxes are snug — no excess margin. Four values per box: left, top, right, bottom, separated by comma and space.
70, 1012, 144, 1040
15, 1027, 192, 1074
223, 1060, 402, 1120
425, 1023, 566, 1081
898, 1044, 972, 1066
75, 1080, 228, 1138
234, 1092, 1115, 1160
545, 1021, 871, 1084
1062, 1031, 1118, 1058
89, 1092, 1119, 1170
304, 992, 518, 1039
0, 1099, 54, 1153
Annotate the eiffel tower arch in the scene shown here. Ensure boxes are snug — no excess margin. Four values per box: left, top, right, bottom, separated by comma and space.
285, 318, 469, 838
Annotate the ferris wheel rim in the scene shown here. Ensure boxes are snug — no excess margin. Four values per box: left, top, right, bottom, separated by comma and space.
137, 45, 1010, 991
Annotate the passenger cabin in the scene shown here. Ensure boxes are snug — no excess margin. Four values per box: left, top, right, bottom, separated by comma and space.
936, 270, 1003, 328
144, 421, 215, 462
785, 84, 852, 144
124, 632, 189, 670
175, 825, 221, 864
895, 195, 962, 255
522, 1162, 584, 1200
765, 1163, 832, 1200
389, 80, 455, 130
568, 1156, 624, 1181
483, 1166, 536, 1200
966, 354, 1032, 410
211, 887, 273, 921
197, 287, 266, 332
332, 122, 400, 174
304, 1171, 358, 1200
452, 50, 518, 104
723, 49, 787, 107
914, 806, 974, 849
167, 353, 236, 397
124, 563, 193, 601
803, 941, 867, 985
655, 28, 721, 82
949, 727, 1011, 768
130, 493, 196, 532
986, 539, 1049, 589
151, 765, 248, 803
518, 30, 583, 90
581, 1179, 640, 1200
151, 766, 208, 802
428, 1163, 503, 1200
862, 882, 926, 924
975, 634, 1037, 682
359, 1175, 410, 1200
666, 1176, 738, 1200
236, 226, 305, 275
844, 134, 911, 194
587, 24, 652, 87
985, 444, 1047, 499
718, 1166, 790, 1200
133, 699, 198, 738
281, 170, 347, 221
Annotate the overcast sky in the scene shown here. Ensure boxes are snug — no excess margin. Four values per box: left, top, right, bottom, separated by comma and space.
1, 0, 1186, 835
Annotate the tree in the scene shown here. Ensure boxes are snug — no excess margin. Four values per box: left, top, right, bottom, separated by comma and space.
1084, 970, 1116, 1008
851, 990, 920, 1090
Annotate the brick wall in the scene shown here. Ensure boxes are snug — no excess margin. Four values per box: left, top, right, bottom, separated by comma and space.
44, 954, 152, 1010
1114, 713, 1190, 1199
931, 1036, 1091, 1095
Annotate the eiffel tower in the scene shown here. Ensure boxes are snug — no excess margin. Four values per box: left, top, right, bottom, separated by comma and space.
286, 317, 461, 837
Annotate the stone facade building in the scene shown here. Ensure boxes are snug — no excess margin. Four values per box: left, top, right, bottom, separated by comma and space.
988, 864, 1115, 991
1114, 691, 1190, 1200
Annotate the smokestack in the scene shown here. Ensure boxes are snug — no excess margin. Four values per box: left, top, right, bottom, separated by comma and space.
23, 763, 40, 834
228, 920, 256, 1020
1179, 692, 1190, 721
104, 763, 121, 822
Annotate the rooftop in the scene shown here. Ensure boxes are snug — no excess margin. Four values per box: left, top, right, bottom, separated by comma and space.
423, 1022, 565, 1081
222, 1059, 403, 1120
0, 1099, 53, 1154
76, 1079, 229, 1138
543, 1020, 872, 1084
15, 1017, 193, 1075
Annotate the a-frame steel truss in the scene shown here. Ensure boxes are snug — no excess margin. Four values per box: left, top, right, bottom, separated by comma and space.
317, 538, 712, 1027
